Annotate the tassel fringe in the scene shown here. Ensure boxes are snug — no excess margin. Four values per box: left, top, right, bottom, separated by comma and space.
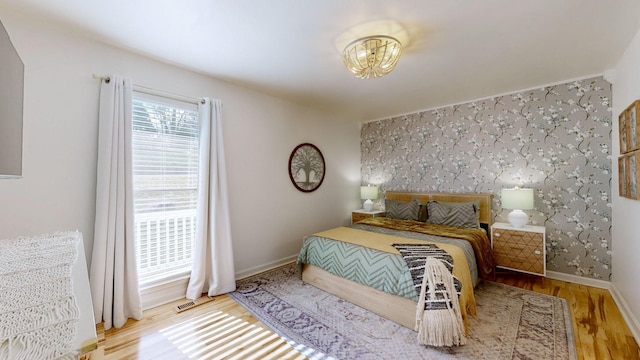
415, 257, 467, 347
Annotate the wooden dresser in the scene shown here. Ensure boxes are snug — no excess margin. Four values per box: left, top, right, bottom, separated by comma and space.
491, 222, 546, 276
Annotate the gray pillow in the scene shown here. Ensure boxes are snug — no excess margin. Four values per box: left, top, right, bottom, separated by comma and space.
436, 200, 481, 228
385, 200, 421, 221
426, 201, 479, 228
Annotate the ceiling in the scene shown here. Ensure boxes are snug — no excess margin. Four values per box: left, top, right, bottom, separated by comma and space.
2, 0, 640, 121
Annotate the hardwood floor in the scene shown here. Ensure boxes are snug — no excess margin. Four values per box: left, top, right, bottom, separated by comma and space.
495, 272, 640, 360
88, 271, 639, 360
86, 295, 306, 360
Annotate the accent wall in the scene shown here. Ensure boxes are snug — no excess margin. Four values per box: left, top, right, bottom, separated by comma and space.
361, 76, 612, 280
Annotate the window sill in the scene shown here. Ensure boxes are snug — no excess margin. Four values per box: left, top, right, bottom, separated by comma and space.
139, 268, 191, 291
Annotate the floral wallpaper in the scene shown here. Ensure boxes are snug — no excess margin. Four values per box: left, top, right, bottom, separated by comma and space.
361, 76, 612, 280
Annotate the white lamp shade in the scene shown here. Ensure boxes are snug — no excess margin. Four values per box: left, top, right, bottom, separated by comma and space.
360, 186, 379, 200
501, 188, 534, 210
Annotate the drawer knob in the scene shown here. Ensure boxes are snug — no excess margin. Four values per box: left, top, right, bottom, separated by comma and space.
534, 250, 541, 255
494, 233, 501, 237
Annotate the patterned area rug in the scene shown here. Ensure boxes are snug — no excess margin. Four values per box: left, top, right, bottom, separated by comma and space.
228, 263, 577, 360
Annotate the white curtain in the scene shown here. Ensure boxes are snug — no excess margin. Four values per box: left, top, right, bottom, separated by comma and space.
89, 76, 143, 330
186, 98, 236, 299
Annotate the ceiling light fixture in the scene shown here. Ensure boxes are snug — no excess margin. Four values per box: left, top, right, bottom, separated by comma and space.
343, 35, 402, 79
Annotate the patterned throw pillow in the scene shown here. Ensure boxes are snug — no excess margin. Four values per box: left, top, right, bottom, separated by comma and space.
436, 200, 481, 228
385, 200, 421, 221
426, 201, 478, 228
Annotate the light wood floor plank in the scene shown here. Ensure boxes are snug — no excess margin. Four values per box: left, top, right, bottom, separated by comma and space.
87, 271, 640, 360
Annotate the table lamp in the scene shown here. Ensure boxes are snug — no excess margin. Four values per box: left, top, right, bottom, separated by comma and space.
360, 186, 379, 212
501, 187, 534, 228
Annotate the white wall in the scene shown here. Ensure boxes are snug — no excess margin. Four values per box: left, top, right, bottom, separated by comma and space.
0, 13, 361, 276
611, 28, 640, 342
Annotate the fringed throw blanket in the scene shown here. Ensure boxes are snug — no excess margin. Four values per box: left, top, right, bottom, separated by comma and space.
0, 231, 81, 360
392, 243, 467, 347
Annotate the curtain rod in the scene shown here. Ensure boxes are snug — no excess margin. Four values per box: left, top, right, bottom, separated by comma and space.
92, 74, 205, 105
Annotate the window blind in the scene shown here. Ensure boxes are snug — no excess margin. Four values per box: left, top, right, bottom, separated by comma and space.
131, 91, 200, 284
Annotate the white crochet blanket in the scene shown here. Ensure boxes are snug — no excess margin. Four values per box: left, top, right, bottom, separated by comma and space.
0, 231, 81, 360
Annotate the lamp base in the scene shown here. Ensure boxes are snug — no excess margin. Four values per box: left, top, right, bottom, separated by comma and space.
508, 209, 529, 228
363, 199, 373, 212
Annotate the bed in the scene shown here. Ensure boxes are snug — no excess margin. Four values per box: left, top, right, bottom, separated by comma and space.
296, 191, 495, 346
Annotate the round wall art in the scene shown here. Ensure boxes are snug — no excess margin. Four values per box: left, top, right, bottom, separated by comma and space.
288, 143, 325, 192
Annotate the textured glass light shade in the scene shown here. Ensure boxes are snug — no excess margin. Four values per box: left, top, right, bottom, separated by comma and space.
343, 36, 402, 79
501, 188, 534, 228
360, 186, 379, 211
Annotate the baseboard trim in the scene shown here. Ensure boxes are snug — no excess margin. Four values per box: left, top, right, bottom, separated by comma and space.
235, 255, 297, 280
609, 283, 640, 345
546, 270, 611, 289
138, 256, 298, 310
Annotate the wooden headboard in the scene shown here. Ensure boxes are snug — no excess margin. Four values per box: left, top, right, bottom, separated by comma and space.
385, 191, 493, 226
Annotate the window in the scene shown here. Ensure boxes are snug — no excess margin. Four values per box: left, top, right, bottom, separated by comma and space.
131, 91, 200, 286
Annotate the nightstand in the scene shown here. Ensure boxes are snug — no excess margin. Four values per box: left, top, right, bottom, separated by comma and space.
352, 210, 386, 224
491, 222, 546, 276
